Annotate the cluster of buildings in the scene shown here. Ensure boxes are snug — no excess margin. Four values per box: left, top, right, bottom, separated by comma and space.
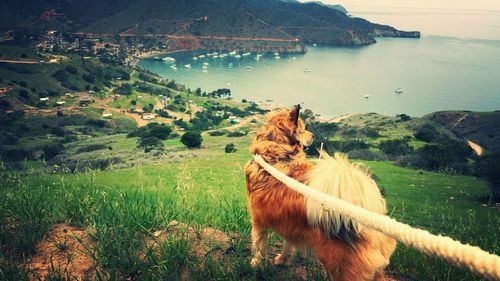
34, 30, 179, 66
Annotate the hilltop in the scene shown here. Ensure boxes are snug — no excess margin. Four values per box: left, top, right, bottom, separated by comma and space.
1, 0, 419, 49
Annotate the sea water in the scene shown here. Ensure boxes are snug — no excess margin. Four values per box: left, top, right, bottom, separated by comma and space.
139, 8, 500, 117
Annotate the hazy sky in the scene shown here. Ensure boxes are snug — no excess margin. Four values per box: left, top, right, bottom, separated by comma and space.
316, 0, 500, 11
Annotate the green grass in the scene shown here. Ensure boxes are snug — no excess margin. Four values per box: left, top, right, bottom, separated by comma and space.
0, 134, 498, 280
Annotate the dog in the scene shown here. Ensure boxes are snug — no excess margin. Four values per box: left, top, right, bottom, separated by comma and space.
245, 105, 396, 281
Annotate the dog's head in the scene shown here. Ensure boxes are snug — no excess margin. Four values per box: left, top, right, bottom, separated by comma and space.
256, 104, 314, 148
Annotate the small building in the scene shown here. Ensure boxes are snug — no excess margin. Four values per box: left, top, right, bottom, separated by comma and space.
102, 111, 113, 118
230, 119, 241, 124
0, 87, 12, 97
40, 97, 49, 102
64, 93, 74, 97
142, 114, 156, 120
214, 110, 225, 117
56, 101, 65, 106
79, 98, 94, 107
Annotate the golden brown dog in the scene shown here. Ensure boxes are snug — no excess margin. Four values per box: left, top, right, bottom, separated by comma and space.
245, 105, 396, 281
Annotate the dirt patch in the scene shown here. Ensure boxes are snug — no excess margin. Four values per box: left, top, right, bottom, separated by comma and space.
26, 224, 97, 281
146, 220, 237, 260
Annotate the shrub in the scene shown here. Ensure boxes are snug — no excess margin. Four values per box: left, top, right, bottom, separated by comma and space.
414, 124, 439, 142
379, 139, 413, 156
19, 81, 27, 88
76, 144, 108, 154
360, 127, 380, 138
128, 123, 172, 140
348, 149, 388, 161
225, 143, 237, 153
181, 131, 202, 148
82, 74, 95, 83
114, 84, 133, 96
209, 131, 226, 136
65, 66, 78, 75
475, 152, 500, 185
337, 139, 370, 152
50, 126, 66, 137
139, 137, 164, 153
53, 69, 68, 83
226, 131, 246, 137
142, 103, 154, 113
397, 114, 411, 121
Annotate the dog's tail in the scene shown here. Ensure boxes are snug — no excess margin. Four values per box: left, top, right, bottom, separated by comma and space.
305, 151, 387, 245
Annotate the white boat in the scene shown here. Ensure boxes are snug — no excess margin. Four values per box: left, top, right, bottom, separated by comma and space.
184, 64, 192, 68
304, 68, 311, 73
395, 88, 403, 94
229, 51, 237, 56
364, 95, 370, 99
228, 63, 234, 68
245, 66, 253, 69
242, 52, 251, 57
275, 56, 281, 59
212, 55, 219, 59
162, 57, 176, 62
313, 43, 317, 47
193, 56, 198, 60
292, 57, 297, 60
203, 62, 209, 66
235, 54, 241, 59
274, 52, 280, 56
198, 55, 206, 58
202, 69, 208, 73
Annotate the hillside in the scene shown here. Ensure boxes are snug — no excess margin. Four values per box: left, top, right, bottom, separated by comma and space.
425, 111, 500, 153
0, 124, 497, 280
0, 0, 419, 47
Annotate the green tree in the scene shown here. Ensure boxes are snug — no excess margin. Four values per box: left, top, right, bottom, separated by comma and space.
181, 131, 203, 148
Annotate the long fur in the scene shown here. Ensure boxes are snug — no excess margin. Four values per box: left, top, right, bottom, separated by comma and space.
245, 107, 396, 281
306, 151, 387, 244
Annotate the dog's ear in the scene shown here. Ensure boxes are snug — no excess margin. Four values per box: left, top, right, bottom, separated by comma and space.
289, 104, 301, 126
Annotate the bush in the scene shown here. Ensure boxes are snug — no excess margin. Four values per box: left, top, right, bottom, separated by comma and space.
181, 131, 203, 148
360, 127, 380, 138
76, 144, 109, 154
336, 140, 370, 152
397, 114, 411, 121
139, 137, 164, 153
379, 139, 413, 156
209, 131, 226, 136
414, 124, 439, 142
396, 140, 472, 174
53, 69, 68, 83
225, 143, 237, 153
114, 84, 133, 96
226, 131, 246, 137
475, 152, 500, 185
348, 149, 388, 161
142, 103, 154, 113
65, 66, 78, 75
82, 74, 95, 83
50, 126, 66, 137
128, 123, 172, 140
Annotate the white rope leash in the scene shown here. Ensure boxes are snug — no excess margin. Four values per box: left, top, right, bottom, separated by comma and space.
253, 154, 500, 280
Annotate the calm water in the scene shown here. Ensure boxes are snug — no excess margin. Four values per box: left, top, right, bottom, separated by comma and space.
139, 9, 500, 117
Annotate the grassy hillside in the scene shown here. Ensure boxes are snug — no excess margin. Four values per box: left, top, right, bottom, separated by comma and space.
0, 131, 498, 280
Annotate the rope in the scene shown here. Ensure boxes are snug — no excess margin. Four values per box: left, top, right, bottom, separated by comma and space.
253, 154, 500, 280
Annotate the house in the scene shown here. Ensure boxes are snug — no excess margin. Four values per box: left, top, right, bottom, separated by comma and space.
40, 97, 49, 102
0, 87, 12, 97
56, 101, 65, 106
142, 114, 156, 120
102, 111, 113, 118
214, 110, 225, 117
79, 98, 94, 107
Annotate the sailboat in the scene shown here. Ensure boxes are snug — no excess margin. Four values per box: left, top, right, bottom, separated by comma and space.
395, 88, 403, 94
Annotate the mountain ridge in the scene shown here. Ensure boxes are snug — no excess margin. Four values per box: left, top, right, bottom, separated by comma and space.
0, 0, 419, 47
